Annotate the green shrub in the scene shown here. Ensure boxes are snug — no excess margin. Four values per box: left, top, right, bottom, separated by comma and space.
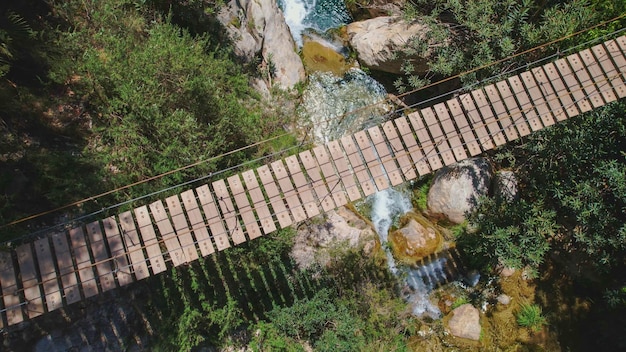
516, 303, 547, 332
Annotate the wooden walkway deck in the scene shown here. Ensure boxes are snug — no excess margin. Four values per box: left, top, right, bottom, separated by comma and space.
1, 35, 626, 328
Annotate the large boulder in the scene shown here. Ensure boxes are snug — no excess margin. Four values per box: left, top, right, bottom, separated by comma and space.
447, 304, 481, 341
346, 16, 434, 75
389, 214, 442, 262
427, 158, 494, 224
291, 207, 378, 269
217, 0, 305, 90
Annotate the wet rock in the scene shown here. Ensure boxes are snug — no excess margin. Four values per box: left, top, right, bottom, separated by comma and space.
301, 36, 356, 76
447, 304, 481, 341
346, 16, 436, 75
389, 214, 442, 262
464, 269, 481, 287
494, 170, 519, 202
291, 207, 378, 268
427, 157, 494, 224
217, 0, 305, 90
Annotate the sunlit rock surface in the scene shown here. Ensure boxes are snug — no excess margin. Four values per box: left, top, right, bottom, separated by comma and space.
389, 213, 443, 264
427, 157, 494, 224
218, 0, 305, 89
447, 303, 481, 341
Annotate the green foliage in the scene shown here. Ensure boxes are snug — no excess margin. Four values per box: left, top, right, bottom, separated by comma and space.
451, 295, 469, 309
459, 198, 556, 271
394, 0, 610, 91
460, 102, 626, 276
516, 303, 547, 332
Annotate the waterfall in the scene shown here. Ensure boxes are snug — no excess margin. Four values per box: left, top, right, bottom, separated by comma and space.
278, 0, 352, 46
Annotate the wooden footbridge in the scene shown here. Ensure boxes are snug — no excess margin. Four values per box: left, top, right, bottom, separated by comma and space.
2, 35, 626, 328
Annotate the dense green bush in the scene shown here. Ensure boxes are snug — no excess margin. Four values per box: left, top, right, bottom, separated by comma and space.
393, 0, 624, 92
460, 102, 626, 275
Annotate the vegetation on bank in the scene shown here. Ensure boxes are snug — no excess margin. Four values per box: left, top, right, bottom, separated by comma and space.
0, 0, 293, 239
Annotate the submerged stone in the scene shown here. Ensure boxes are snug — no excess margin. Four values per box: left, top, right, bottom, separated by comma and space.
389, 212, 443, 264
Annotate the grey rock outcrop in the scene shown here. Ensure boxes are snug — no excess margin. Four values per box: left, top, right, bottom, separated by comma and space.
291, 207, 377, 269
427, 158, 494, 224
217, 0, 305, 90
346, 16, 434, 75
447, 304, 481, 341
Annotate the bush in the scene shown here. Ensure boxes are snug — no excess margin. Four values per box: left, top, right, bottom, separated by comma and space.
516, 303, 547, 332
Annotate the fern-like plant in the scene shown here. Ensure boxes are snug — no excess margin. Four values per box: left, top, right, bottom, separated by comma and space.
516, 303, 547, 332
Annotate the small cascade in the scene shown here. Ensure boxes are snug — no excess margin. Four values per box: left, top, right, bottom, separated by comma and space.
402, 248, 468, 317
278, 0, 352, 46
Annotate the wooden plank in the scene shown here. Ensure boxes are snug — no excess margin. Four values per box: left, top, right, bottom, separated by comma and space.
381, 120, 417, 180
579, 48, 617, 104
150, 200, 185, 266
494, 81, 531, 137
180, 190, 216, 256
68, 226, 99, 298
554, 58, 592, 113
257, 165, 293, 228
508, 75, 543, 132
166, 195, 200, 262
519, 71, 555, 127
0, 251, 25, 325
34, 238, 63, 312
313, 145, 348, 206
420, 107, 457, 165
530, 67, 568, 122
433, 103, 468, 161
472, 89, 507, 145
542, 62, 579, 118
118, 211, 150, 280
285, 155, 323, 216
241, 170, 277, 234
271, 160, 307, 222
51, 232, 80, 305
446, 98, 481, 155
354, 130, 389, 191
616, 35, 626, 55
300, 149, 336, 212
102, 217, 134, 286
367, 126, 403, 186
212, 179, 247, 245
593, 42, 626, 98
327, 140, 362, 202
134, 206, 167, 273
394, 116, 430, 175
567, 53, 604, 108
459, 93, 498, 149
483, 84, 519, 141
341, 134, 376, 196
196, 185, 231, 251
227, 174, 263, 240
407, 111, 443, 171
85, 221, 116, 292
16, 243, 44, 318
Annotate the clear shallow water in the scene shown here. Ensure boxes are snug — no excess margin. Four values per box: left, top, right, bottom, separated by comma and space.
278, 0, 352, 46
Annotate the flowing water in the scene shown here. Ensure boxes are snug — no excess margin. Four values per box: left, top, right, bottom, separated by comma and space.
278, 0, 352, 46
283, 0, 446, 317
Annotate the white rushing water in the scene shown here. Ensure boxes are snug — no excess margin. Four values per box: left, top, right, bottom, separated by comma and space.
278, 0, 352, 46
